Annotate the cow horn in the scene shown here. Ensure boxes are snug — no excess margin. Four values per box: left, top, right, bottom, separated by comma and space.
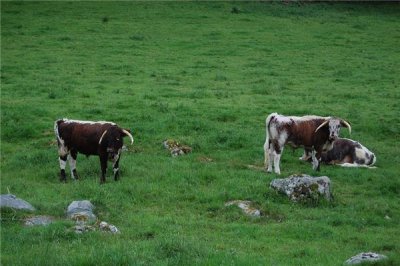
341, 120, 352, 135
315, 120, 329, 133
122, 129, 134, 145
99, 130, 108, 144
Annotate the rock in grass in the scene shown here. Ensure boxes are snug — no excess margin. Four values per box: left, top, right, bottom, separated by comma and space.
270, 175, 332, 202
24, 215, 53, 226
163, 139, 192, 156
0, 194, 35, 211
99, 221, 120, 234
344, 252, 387, 265
67, 200, 96, 223
225, 200, 261, 217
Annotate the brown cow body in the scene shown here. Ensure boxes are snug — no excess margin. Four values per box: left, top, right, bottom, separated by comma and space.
54, 119, 133, 183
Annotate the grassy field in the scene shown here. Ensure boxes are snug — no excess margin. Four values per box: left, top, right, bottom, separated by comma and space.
1, 1, 399, 265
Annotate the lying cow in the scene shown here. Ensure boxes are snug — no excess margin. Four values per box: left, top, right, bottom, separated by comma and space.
54, 119, 134, 183
264, 113, 351, 174
301, 138, 376, 168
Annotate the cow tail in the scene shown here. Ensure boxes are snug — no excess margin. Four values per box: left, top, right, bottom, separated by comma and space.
264, 113, 277, 167
54, 119, 63, 143
265, 113, 277, 144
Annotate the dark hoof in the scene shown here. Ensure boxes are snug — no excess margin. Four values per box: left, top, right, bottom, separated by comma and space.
60, 170, 66, 182
72, 170, 80, 180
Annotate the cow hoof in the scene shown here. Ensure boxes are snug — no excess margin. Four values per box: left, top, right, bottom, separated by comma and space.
60, 170, 66, 182
72, 170, 80, 180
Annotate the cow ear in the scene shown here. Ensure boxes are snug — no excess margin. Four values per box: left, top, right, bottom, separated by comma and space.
121, 129, 134, 145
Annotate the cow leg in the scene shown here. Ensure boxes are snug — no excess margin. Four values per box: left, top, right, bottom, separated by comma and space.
68, 151, 80, 180
113, 155, 120, 181
272, 141, 283, 175
300, 148, 312, 161
264, 139, 271, 172
59, 155, 68, 182
273, 150, 282, 175
99, 155, 107, 184
267, 142, 274, 173
311, 150, 321, 171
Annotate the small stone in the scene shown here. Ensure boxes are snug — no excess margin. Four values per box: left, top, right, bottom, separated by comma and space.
225, 200, 261, 217
163, 139, 192, 156
99, 221, 119, 234
345, 252, 387, 265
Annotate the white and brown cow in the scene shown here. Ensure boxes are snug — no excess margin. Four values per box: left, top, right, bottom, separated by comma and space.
54, 119, 134, 183
264, 113, 351, 174
301, 138, 376, 168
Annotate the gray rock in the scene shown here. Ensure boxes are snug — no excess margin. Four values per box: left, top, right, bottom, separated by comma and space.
270, 175, 332, 202
0, 194, 35, 211
73, 224, 96, 234
67, 200, 96, 223
345, 252, 387, 265
24, 215, 53, 226
99, 221, 120, 234
225, 200, 261, 217
163, 139, 192, 156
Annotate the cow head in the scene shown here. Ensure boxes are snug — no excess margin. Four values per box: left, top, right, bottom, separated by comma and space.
99, 126, 134, 160
315, 118, 351, 141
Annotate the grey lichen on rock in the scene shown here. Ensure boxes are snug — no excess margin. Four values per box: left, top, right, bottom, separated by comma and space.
344, 252, 387, 265
270, 174, 332, 202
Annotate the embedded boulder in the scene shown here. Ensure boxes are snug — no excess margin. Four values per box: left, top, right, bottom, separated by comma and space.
24, 215, 54, 226
270, 174, 332, 202
67, 200, 96, 223
345, 252, 387, 265
0, 194, 35, 211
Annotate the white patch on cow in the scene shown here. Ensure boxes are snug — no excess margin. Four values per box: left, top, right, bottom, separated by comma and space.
278, 131, 288, 146
59, 158, 67, 170
68, 155, 76, 178
62, 119, 116, 126
269, 123, 279, 139
355, 147, 367, 161
311, 150, 319, 170
112, 149, 121, 167
113, 168, 119, 175
57, 138, 69, 157
339, 163, 377, 169
273, 150, 282, 174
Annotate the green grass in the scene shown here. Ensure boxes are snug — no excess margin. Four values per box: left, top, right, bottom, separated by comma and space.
1, 1, 400, 265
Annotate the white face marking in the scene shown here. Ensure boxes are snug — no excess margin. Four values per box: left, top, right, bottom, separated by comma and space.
328, 119, 341, 139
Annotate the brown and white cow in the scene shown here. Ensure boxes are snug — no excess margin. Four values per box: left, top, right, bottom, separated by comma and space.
54, 119, 134, 183
301, 138, 376, 168
264, 113, 351, 174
